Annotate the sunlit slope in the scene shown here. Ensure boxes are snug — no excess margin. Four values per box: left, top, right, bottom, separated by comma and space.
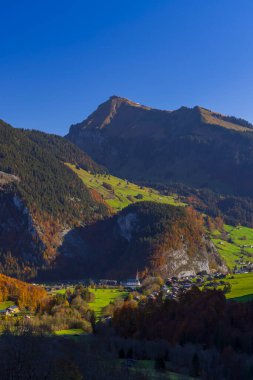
212, 225, 253, 270
226, 273, 253, 300
67, 163, 183, 211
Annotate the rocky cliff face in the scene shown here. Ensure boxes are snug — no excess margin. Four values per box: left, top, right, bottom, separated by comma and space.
0, 184, 44, 271
114, 205, 226, 278
56, 202, 227, 280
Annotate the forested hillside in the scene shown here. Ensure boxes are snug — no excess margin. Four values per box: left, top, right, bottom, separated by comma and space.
0, 120, 109, 279
0, 273, 46, 311
56, 202, 226, 279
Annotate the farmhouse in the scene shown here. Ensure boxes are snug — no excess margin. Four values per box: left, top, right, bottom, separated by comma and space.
6, 305, 20, 314
0, 305, 20, 316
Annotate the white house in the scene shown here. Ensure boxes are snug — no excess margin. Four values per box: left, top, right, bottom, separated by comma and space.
121, 272, 141, 289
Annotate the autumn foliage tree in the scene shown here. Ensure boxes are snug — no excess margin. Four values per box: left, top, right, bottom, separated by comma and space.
0, 274, 47, 311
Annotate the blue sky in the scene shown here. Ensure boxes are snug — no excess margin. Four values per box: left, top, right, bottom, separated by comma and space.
1, 0, 253, 135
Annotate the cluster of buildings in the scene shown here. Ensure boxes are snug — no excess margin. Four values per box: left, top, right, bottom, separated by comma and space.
234, 264, 253, 274
144, 272, 228, 302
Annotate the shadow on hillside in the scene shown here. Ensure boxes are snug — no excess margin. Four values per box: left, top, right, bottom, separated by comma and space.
38, 216, 122, 281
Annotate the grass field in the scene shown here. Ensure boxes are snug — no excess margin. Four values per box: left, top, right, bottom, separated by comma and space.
53, 287, 74, 295
50, 287, 128, 318
89, 288, 128, 317
67, 163, 183, 212
0, 301, 14, 311
54, 328, 85, 336
225, 273, 253, 300
51, 288, 128, 334
212, 225, 253, 269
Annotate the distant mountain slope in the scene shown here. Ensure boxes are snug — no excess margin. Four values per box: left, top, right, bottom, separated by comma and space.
0, 119, 109, 279
57, 202, 227, 279
66, 96, 253, 197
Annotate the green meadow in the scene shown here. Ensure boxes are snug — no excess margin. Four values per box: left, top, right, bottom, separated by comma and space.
49, 288, 128, 335
211, 225, 253, 300
53, 287, 74, 295
54, 328, 85, 336
67, 163, 183, 212
51, 287, 128, 318
226, 273, 253, 300
212, 225, 253, 270
0, 301, 14, 311
89, 288, 128, 317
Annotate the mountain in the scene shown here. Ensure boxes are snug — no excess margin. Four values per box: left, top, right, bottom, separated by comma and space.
0, 119, 109, 279
66, 96, 253, 198
0, 117, 226, 281
57, 202, 227, 279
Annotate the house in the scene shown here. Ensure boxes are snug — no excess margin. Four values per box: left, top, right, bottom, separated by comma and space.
0, 309, 9, 316
122, 278, 141, 290
6, 305, 20, 314
182, 283, 192, 289
0, 305, 20, 316
121, 271, 141, 289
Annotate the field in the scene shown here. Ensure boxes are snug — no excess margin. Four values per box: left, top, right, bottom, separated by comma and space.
54, 328, 85, 336
53, 287, 74, 295
67, 163, 183, 212
225, 273, 253, 300
0, 301, 14, 311
50, 287, 128, 319
212, 225, 253, 269
89, 288, 128, 317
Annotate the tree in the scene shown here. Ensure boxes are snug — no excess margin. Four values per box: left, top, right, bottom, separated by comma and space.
190, 353, 200, 377
154, 358, 166, 372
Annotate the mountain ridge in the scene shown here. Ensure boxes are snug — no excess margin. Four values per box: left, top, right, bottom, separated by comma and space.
67, 96, 253, 137
66, 96, 253, 198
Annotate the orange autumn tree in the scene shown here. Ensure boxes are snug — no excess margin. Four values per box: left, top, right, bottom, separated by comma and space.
0, 273, 47, 311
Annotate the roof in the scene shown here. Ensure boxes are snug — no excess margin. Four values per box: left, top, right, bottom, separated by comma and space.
7, 305, 19, 310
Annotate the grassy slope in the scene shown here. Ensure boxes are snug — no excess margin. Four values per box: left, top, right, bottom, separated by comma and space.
67, 164, 183, 212
210, 226, 253, 300
0, 301, 14, 310
211, 225, 253, 269
54, 328, 85, 336
67, 163, 253, 301
226, 273, 253, 300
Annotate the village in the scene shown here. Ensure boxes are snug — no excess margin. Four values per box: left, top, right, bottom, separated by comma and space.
38, 271, 231, 303
0, 270, 239, 320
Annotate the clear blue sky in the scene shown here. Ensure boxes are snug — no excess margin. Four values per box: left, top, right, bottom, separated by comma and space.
1, 0, 253, 135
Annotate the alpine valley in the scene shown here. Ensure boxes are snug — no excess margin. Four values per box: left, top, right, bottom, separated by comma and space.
3, 96, 253, 281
